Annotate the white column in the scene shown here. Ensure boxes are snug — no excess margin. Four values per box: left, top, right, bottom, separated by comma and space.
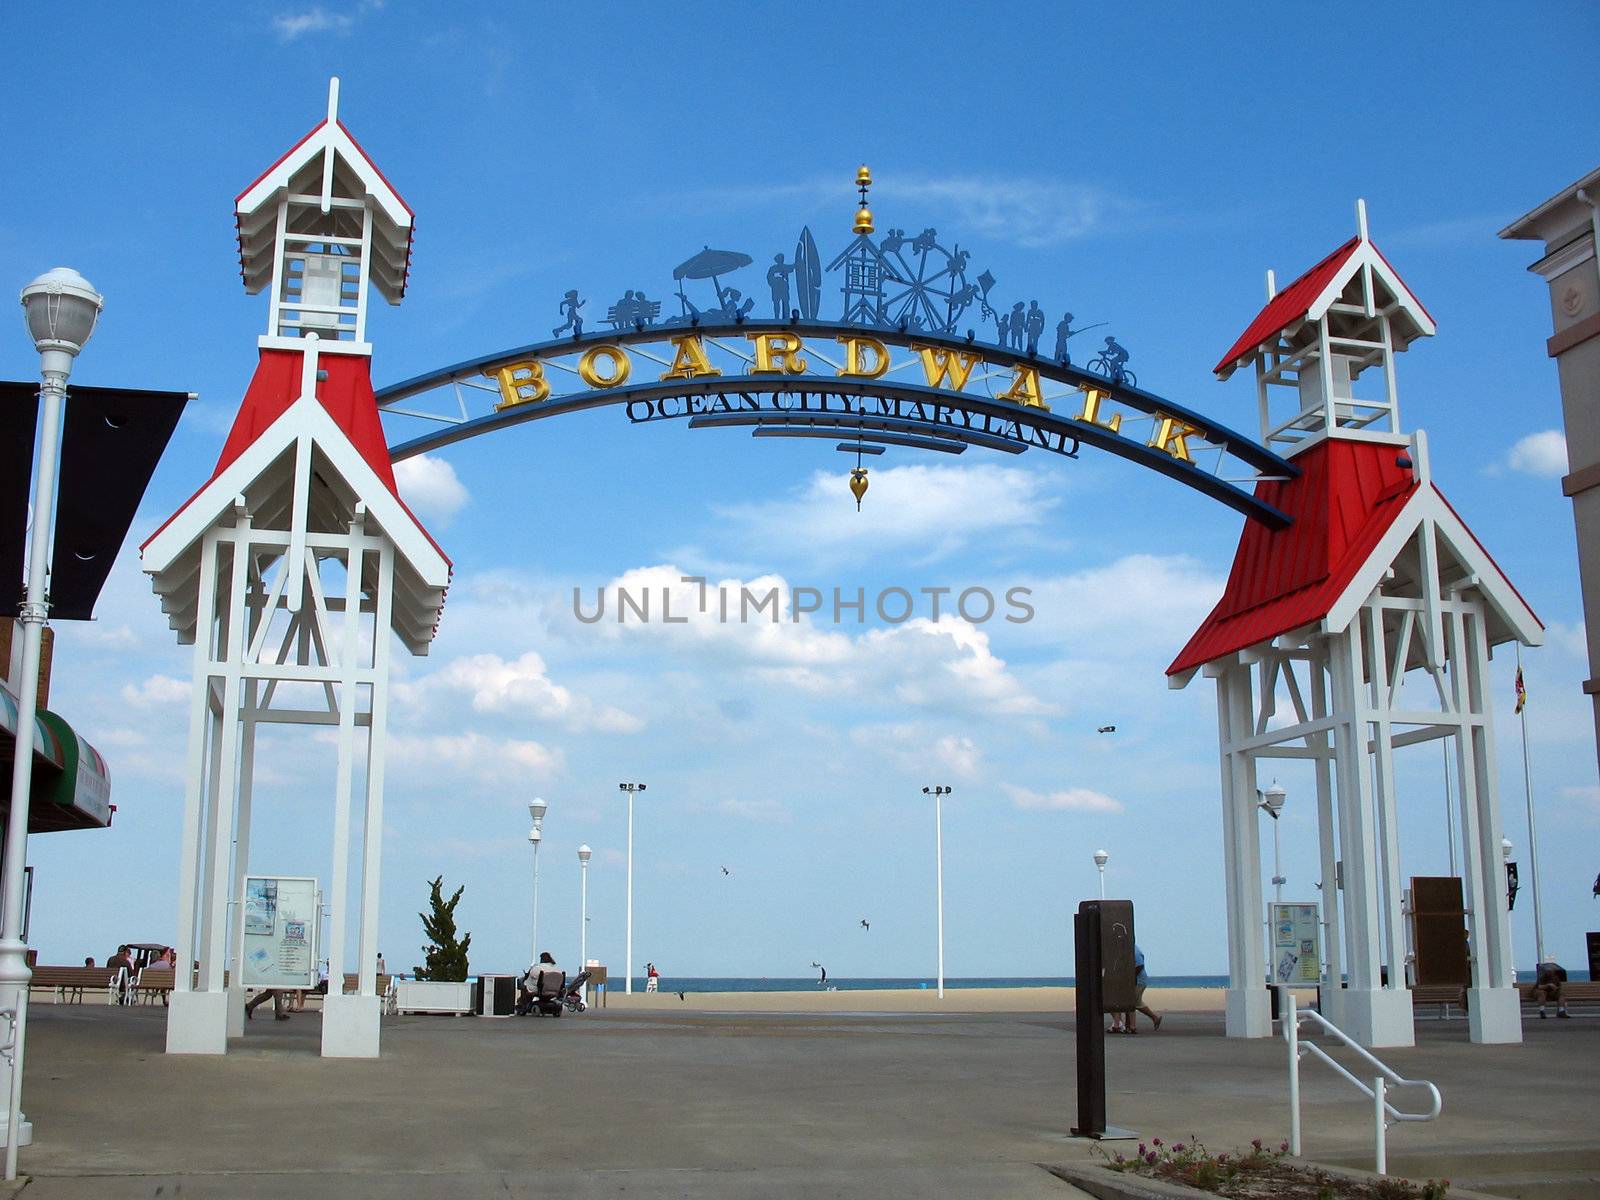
1329, 623, 1412, 1047
1454, 609, 1520, 1042
1363, 604, 1410, 990
356, 539, 393, 1007
323, 516, 377, 1057
1217, 663, 1269, 1036
1310, 650, 1344, 1029
226, 679, 258, 1039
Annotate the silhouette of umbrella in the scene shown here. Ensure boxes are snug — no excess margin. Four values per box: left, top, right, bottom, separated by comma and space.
673, 247, 752, 313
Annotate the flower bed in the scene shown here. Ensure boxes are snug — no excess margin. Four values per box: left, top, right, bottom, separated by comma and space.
1097, 1138, 1449, 1199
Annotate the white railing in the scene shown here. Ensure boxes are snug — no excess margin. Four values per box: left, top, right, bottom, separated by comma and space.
1284, 993, 1441, 1174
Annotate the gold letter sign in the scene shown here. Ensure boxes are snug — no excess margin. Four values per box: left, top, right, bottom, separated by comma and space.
750, 331, 809, 375
485, 360, 550, 410
659, 335, 721, 381
837, 334, 890, 379
1149, 414, 1200, 462
911, 344, 981, 392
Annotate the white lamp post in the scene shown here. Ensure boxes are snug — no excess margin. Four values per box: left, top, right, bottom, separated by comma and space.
619, 783, 645, 993
3, 269, 101, 1176
577, 844, 592, 975
1501, 837, 1516, 987
1093, 849, 1109, 899
1258, 781, 1287, 904
923, 786, 950, 999
527, 798, 547, 963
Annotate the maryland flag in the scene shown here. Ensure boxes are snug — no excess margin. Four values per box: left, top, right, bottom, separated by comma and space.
1515, 666, 1527, 715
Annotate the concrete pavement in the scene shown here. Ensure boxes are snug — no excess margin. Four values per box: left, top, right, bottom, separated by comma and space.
7, 1000, 1598, 1198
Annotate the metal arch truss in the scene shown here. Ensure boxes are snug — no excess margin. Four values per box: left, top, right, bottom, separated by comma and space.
376, 322, 1298, 528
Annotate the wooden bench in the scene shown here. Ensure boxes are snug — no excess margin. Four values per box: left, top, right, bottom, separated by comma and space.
1518, 980, 1600, 1013
1411, 983, 1468, 1018
31, 966, 128, 1004
340, 973, 394, 997
131, 968, 175, 1006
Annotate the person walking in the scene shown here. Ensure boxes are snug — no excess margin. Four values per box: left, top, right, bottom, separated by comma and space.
1122, 943, 1162, 1033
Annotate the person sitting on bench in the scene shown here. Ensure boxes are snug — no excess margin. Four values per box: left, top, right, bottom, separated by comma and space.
1533, 960, 1569, 1019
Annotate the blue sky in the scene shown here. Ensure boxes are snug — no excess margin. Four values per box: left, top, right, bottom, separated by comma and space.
3, 3, 1598, 981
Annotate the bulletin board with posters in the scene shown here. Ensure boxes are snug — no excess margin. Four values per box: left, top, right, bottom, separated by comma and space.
1269, 902, 1322, 986
242, 875, 320, 990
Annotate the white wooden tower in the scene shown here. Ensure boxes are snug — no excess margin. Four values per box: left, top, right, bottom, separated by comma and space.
1169, 203, 1541, 1047
142, 80, 448, 1058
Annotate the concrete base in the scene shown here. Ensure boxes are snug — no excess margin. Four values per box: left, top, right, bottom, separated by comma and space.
1466, 986, 1523, 1044
1338, 987, 1415, 1047
226, 985, 247, 1038
321, 993, 380, 1058
165, 991, 229, 1055
1224, 986, 1271, 1037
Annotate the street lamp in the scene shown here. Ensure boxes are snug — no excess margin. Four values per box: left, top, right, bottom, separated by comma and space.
619, 783, 645, 993
528, 798, 548, 963
577, 844, 592, 1001
3, 268, 102, 1175
1093, 849, 1109, 900
923, 786, 951, 999
1257, 781, 1287, 904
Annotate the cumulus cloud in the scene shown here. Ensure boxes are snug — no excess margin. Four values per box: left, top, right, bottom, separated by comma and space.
1003, 783, 1123, 813
688, 797, 792, 823
853, 723, 984, 778
388, 731, 561, 784
576, 565, 1051, 718
714, 463, 1058, 565
120, 674, 189, 707
424, 651, 642, 734
393, 454, 470, 524
1505, 430, 1568, 478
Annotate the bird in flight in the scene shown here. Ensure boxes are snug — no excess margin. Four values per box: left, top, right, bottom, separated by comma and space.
860, 919, 870, 931
721, 866, 731, 875
1097, 725, 1117, 734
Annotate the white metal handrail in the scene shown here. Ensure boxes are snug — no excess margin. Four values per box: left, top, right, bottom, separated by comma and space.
1284, 993, 1441, 1174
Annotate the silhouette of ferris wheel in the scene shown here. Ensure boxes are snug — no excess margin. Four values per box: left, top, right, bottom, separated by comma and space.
876, 227, 978, 335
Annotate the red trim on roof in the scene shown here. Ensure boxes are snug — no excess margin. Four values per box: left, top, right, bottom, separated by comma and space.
1430, 485, 1541, 631
336, 120, 414, 218
236, 120, 328, 207
1167, 439, 1418, 676
1214, 238, 1359, 377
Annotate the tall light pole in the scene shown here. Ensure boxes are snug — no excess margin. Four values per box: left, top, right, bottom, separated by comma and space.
923, 786, 950, 999
1093, 849, 1109, 899
1501, 837, 1517, 987
1258, 781, 1287, 904
3, 269, 101, 1175
619, 783, 645, 993
577, 844, 592, 968
527, 797, 547, 962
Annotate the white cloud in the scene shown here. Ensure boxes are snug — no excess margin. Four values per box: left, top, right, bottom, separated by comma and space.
893, 176, 1127, 249
716, 463, 1057, 565
1018, 554, 1222, 644
120, 674, 189, 707
388, 731, 561, 784
1506, 430, 1568, 478
853, 724, 985, 778
393, 454, 470, 525
687, 797, 792, 823
271, 7, 353, 40
1004, 783, 1123, 813
425, 651, 642, 734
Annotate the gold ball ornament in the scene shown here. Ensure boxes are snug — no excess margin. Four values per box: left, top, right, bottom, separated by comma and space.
849, 467, 869, 510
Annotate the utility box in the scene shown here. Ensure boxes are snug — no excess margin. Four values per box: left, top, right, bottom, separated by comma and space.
1082, 900, 1137, 1011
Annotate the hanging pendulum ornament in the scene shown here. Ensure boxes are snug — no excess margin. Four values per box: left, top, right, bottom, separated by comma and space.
850, 466, 869, 510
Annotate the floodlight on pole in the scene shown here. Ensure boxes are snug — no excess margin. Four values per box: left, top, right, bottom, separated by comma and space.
923, 786, 951, 999
3, 268, 103, 1177
619, 784, 646, 993
1257, 781, 1287, 903
528, 797, 548, 963
1093, 849, 1109, 899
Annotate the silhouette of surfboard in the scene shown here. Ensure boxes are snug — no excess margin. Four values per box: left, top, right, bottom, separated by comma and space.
795, 226, 821, 319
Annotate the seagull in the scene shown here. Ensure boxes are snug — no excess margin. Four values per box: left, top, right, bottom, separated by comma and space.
1097, 725, 1117, 734
721, 866, 731, 876
860, 919, 870, 931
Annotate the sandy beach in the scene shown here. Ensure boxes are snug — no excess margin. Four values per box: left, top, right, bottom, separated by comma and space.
589, 985, 1315, 1014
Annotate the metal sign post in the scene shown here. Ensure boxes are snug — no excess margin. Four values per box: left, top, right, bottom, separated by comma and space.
1071, 900, 1139, 1140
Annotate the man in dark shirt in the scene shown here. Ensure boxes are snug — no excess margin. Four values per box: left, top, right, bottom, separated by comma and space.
1533, 961, 1569, 1018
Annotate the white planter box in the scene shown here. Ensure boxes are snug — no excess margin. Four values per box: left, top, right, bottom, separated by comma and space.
393, 978, 475, 1015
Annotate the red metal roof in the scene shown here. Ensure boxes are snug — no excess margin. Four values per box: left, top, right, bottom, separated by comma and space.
1167, 438, 1418, 676
142, 350, 449, 567
1213, 238, 1359, 377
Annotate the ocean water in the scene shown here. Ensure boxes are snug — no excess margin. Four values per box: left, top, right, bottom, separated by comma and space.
593, 970, 1590, 993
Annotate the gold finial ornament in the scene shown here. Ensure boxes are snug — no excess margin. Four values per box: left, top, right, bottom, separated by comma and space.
852, 163, 874, 235
849, 466, 869, 510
